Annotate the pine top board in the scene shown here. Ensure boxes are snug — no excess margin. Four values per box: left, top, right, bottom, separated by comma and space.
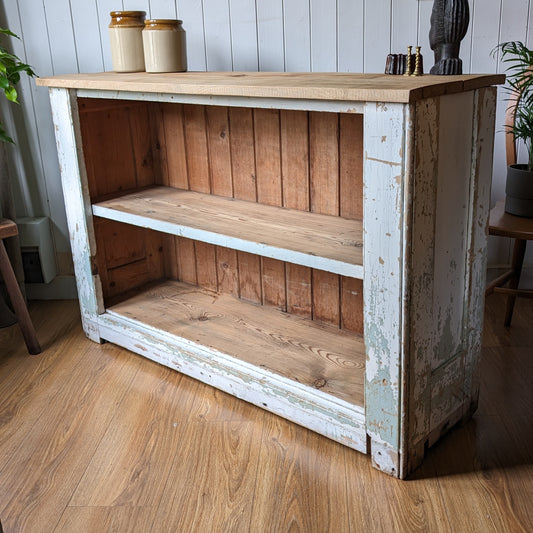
37, 71, 505, 103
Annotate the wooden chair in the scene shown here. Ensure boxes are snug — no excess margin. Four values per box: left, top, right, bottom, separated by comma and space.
0, 218, 41, 354
485, 87, 533, 326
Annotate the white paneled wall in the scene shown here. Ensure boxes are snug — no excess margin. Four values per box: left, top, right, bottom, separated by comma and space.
0, 0, 531, 295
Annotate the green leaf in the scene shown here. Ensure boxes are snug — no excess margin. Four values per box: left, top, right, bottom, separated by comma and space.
4, 85, 18, 103
0, 27, 36, 142
0, 28, 19, 39
0, 122, 14, 144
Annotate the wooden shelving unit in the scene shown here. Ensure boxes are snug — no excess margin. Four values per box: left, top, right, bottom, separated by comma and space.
38, 71, 503, 478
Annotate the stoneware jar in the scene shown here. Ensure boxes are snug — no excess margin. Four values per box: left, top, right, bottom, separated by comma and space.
142, 19, 187, 73
109, 11, 146, 72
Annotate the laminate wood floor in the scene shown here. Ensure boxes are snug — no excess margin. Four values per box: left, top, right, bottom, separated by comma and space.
0, 294, 531, 532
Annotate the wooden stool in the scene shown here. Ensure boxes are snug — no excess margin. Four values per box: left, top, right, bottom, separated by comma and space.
485, 201, 533, 326
0, 218, 41, 354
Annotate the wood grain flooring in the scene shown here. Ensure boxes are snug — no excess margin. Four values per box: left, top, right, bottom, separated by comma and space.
0, 293, 531, 532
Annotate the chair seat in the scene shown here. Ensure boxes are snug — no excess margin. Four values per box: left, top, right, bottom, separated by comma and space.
0, 218, 18, 240
486, 201, 533, 326
488, 201, 533, 240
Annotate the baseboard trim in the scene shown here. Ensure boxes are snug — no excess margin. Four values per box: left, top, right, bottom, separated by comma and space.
25, 275, 78, 300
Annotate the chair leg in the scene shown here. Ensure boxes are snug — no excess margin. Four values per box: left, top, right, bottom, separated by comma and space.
504, 238, 527, 327
0, 240, 41, 354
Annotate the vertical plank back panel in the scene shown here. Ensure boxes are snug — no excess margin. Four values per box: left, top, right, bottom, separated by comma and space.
195, 242, 218, 292
175, 237, 197, 285
94, 219, 166, 301
312, 270, 340, 327
261, 257, 287, 311
340, 114, 364, 220
309, 111, 341, 327
340, 276, 364, 334
183, 104, 211, 193
254, 109, 283, 206
310, 111, 339, 216
206, 106, 233, 197
281, 110, 310, 211
286, 263, 312, 318
237, 251, 262, 304
161, 103, 189, 189
129, 103, 160, 189
229, 107, 257, 202
216, 246, 240, 297
79, 102, 138, 199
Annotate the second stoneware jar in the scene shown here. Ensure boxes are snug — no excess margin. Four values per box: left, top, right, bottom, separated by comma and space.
142, 19, 187, 73
109, 11, 146, 72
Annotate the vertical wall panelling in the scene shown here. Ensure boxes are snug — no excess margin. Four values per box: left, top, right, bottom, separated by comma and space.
179, 0, 208, 71
43, 0, 79, 74
391, 0, 418, 55
417, 0, 433, 73
0, 2, 37, 217
229, 0, 259, 71
69, 0, 105, 73
14, 0, 72, 271
337, 0, 364, 72
458, 0, 474, 75
154, 0, 177, 19
256, 0, 285, 70
364, 0, 391, 72
310, 0, 337, 72
469, 0, 500, 73
283, 0, 311, 72
203, 0, 233, 71
94, 0, 123, 72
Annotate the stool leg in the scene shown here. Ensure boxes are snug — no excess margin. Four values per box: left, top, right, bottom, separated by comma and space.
504, 238, 527, 327
0, 240, 41, 354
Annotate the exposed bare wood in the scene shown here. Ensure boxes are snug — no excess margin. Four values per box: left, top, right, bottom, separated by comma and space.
160, 103, 189, 189
310, 112, 339, 216
183, 104, 210, 194
92, 186, 363, 277
37, 72, 506, 104
228, 107, 257, 202
108, 279, 365, 405
280, 110, 310, 211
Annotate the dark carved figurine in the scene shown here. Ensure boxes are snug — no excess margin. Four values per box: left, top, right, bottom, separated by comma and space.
429, 0, 470, 75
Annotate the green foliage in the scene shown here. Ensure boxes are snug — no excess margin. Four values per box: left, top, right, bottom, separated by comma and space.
0, 28, 36, 143
497, 41, 533, 171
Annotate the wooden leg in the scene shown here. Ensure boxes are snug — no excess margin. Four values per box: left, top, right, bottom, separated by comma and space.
0, 240, 41, 354
504, 238, 527, 327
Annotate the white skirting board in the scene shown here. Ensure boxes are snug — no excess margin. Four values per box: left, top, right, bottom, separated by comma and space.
25, 275, 78, 300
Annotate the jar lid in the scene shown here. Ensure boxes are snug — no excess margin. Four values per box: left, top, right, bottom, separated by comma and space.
109, 11, 146, 27
144, 19, 183, 30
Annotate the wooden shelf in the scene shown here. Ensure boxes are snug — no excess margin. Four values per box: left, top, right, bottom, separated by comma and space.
93, 186, 363, 278
106, 279, 365, 406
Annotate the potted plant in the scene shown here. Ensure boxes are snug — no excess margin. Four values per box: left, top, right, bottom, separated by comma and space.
498, 40, 533, 217
0, 28, 36, 327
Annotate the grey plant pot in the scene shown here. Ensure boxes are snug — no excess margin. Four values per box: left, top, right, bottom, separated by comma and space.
505, 164, 533, 218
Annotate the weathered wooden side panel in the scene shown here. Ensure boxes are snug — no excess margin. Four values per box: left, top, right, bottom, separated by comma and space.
431, 92, 474, 371
462, 87, 497, 418
363, 102, 410, 477
48, 88, 103, 341
406, 96, 440, 469
405, 89, 497, 472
